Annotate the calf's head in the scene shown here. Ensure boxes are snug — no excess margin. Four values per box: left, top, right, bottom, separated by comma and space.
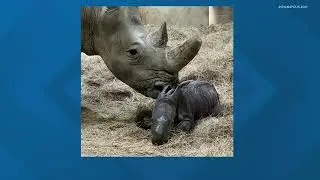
151, 85, 180, 145
81, 6, 202, 98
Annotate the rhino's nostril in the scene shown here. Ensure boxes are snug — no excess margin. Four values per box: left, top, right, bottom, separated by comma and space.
170, 77, 179, 87
154, 82, 166, 91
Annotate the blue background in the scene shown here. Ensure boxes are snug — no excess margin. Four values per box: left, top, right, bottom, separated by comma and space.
0, 0, 319, 179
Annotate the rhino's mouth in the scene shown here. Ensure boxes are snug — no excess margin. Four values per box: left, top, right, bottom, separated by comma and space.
142, 81, 170, 99
145, 81, 168, 99
139, 72, 178, 99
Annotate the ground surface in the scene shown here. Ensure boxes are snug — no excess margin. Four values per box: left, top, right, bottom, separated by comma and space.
81, 23, 234, 157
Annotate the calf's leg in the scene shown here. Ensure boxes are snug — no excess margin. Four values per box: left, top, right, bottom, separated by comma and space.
175, 113, 195, 132
135, 105, 153, 130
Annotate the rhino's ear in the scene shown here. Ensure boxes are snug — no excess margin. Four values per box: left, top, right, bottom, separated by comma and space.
105, 6, 119, 15
150, 22, 168, 48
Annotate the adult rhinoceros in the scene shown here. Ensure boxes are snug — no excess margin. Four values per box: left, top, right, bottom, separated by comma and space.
81, 6, 202, 99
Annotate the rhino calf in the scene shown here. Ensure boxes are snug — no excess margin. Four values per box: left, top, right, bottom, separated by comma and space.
151, 80, 222, 145
151, 85, 179, 145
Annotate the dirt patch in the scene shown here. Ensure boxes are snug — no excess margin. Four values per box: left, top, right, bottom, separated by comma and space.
81, 22, 234, 157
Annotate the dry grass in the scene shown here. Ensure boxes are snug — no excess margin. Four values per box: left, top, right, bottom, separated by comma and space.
81, 22, 234, 157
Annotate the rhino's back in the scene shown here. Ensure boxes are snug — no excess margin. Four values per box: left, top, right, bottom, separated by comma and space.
178, 80, 221, 120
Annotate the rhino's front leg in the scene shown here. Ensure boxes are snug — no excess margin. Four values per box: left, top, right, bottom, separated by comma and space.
135, 104, 153, 130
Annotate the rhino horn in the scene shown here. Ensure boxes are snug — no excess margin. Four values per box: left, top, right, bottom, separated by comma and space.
151, 22, 168, 48
166, 36, 202, 72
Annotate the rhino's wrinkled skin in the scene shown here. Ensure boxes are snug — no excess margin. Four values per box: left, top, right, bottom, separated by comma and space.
151, 80, 222, 145
81, 6, 202, 98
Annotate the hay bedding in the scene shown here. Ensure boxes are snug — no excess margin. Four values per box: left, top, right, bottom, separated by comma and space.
81, 22, 234, 157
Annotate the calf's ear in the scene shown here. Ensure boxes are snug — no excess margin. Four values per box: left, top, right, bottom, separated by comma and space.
170, 86, 181, 102
158, 85, 171, 98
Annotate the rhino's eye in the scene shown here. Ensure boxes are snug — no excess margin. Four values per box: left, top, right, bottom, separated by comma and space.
126, 48, 140, 64
128, 49, 138, 56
